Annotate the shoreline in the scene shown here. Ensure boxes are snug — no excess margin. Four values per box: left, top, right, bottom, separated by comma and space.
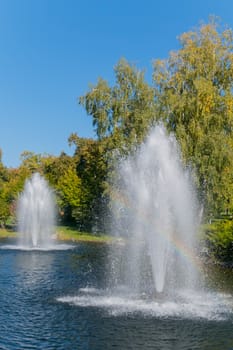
0, 228, 232, 268
0, 227, 115, 244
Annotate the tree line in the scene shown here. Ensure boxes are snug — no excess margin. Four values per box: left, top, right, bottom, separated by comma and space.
0, 19, 233, 260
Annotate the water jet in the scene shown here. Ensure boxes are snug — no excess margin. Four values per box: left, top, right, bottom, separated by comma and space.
17, 173, 56, 249
56, 124, 232, 324
109, 124, 200, 297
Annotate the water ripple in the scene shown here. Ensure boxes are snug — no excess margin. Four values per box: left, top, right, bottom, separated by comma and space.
0, 244, 232, 350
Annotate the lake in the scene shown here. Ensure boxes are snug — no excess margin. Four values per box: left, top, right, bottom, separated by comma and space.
0, 240, 232, 350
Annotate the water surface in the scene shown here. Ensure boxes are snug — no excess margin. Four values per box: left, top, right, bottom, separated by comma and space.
0, 240, 232, 350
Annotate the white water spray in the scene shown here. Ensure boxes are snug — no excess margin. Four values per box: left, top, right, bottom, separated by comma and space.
110, 125, 199, 295
57, 126, 233, 320
17, 173, 56, 248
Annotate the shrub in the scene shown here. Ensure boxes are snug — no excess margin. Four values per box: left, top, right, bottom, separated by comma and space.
206, 220, 233, 262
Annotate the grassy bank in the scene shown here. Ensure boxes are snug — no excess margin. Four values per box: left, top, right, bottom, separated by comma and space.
0, 228, 17, 238
0, 226, 113, 244
56, 226, 113, 243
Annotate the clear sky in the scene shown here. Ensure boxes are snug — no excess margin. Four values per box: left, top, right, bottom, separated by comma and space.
0, 0, 233, 167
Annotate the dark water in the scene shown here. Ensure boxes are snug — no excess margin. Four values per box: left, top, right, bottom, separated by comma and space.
0, 240, 232, 350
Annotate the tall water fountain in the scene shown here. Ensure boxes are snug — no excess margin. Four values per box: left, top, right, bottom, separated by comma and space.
110, 124, 200, 296
17, 173, 56, 248
58, 125, 233, 321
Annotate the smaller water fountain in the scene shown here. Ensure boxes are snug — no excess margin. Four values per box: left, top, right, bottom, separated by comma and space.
17, 173, 56, 249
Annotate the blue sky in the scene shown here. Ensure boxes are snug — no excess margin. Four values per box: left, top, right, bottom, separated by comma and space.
0, 0, 233, 167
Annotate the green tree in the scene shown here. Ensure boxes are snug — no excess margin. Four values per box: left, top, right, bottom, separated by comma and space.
0, 167, 30, 227
80, 58, 156, 153
69, 134, 109, 231
0, 153, 10, 227
43, 152, 73, 187
20, 151, 43, 173
42, 152, 75, 223
20, 151, 55, 175
153, 19, 233, 215
205, 219, 233, 262
56, 165, 82, 225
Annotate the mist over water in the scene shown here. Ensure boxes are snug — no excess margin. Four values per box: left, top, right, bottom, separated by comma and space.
109, 124, 200, 296
17, 173, 56, 249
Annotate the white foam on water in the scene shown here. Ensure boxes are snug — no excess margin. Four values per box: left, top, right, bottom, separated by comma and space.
0, 244, 74, 251
57, 288, 233, 321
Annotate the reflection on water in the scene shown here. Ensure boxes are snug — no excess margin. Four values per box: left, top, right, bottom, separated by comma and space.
0, 239, 232, 350
16, 251, 54, 287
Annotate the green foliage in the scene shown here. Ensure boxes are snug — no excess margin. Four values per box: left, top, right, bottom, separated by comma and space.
0, 197, 10, 227
43, 152, 73, 187
206, 219, 233, 262
0, 164, 13, 226
69, 134, 109, 231
153, 19, 233, 215
20, 151, 54, 174
42, 152, 79, 223
80, 58, 156, 153
57, 166, 81, 208
56, 165, 83, 223
0, 167, 34, 226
